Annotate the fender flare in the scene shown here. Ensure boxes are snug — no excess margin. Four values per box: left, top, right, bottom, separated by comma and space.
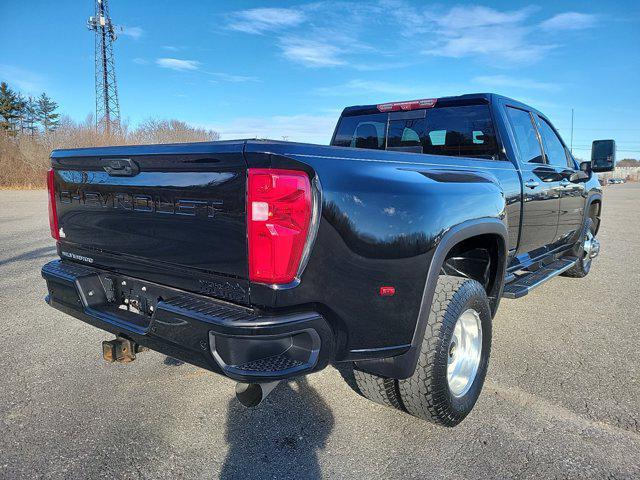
355, 217, 508, 379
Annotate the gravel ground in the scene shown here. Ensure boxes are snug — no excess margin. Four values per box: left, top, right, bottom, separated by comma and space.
0, 185, 638, 479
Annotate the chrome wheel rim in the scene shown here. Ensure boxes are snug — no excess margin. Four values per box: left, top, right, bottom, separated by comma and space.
447, 308, 483, 398
583, 230, 599, 262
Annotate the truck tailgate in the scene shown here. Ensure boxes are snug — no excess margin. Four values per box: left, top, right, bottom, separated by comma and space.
50, 141, 250, 304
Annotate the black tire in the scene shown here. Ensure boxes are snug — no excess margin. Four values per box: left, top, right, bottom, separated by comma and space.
562, 218, 595, 278
335, 363, 405, 411
397, 275, 492, 427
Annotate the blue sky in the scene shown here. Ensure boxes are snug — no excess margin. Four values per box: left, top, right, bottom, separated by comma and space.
1, 0, 639, 159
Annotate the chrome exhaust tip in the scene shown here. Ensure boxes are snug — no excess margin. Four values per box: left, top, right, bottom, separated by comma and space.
235, 381, 280, 408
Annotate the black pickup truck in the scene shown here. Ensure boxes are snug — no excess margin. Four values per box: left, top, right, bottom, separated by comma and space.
42, 93, 616, 426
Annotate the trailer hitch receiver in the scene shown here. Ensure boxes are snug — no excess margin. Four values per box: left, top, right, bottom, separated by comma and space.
102, 337, 146, 363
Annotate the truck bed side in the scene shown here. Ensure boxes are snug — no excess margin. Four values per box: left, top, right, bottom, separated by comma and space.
244, 140, 521, 360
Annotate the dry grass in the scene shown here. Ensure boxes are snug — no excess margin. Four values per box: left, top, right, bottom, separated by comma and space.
0, 116, 219, 188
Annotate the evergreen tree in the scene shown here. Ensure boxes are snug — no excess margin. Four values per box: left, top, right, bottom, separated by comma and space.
0, 82, 23, 134
15, 93, 26, 132
23, 96, 39, 136
37, 92, 60, 132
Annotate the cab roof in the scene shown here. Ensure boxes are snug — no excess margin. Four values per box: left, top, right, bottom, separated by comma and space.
340, 93, 533, 117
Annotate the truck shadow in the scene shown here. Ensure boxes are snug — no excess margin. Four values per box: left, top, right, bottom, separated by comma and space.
0, 245, 56, 267
163, 356, 185, 366
220, 377, 334, 480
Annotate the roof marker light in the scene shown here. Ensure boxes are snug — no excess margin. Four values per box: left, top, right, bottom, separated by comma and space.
377, 98, 437, 112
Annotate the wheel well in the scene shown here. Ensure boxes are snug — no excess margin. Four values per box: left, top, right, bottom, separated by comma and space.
441, 234, 505, 310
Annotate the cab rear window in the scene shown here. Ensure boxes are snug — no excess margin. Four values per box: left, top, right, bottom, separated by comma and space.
332, 113, 387, 150
332, 105, 499, 159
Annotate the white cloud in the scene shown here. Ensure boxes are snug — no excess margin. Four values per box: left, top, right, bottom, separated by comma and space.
434, 5, 535, 30
351, 60, 420, 72
120, 26, 144, 39
473, 75, 560, 92
422, 6, 555, 63
540, 12, 597, 31
420, 6, 596, 62
279, 38, 345, 67
206, 72, 259, 83
227, 8, 306, 34
203, 114, 338, 144
226, 3, 377, 67
0, 64, 44, 93
383, 207, 396, 215
225, 2, 597, 68
315, 79, 467, 101
156, 58, 201, 71
316, 79, 422, 96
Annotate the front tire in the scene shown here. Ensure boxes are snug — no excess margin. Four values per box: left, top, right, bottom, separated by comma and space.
398, 275, 492, 427
562, 218, 596, 278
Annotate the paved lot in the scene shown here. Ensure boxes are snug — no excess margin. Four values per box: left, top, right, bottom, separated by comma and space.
0, 185, 639, 479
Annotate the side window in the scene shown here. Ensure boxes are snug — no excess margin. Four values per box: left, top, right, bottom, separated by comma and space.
422, 105, 498, 159
536, 116, 570, 168
505, 107, 544, 164
332, 113, 387, 150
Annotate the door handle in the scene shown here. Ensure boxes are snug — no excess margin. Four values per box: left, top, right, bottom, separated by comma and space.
524, 180, 539, 189
559, 179, 571, 187
103, 158, 139, 177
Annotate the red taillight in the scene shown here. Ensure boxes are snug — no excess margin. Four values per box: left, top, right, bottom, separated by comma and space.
247, 168, 312, 284
377, 98, 437, 112
47, 168, 60, 240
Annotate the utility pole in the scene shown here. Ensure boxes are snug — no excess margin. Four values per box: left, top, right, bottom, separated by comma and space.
570, 108, 574, 154
87, 0, 121, 135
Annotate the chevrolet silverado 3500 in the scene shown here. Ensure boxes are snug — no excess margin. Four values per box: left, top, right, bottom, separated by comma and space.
42, 93, 615, 426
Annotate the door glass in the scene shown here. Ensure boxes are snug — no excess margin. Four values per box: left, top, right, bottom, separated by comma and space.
505, 107, 544, 164
536, 116, 570, 168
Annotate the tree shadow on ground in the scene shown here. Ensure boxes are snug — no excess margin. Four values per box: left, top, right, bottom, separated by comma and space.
220, 378, 334, 480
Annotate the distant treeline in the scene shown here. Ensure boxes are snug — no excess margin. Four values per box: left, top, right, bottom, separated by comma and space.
0, 80, 220, 188
617, 158, 640, 168
0, 82, 59, 135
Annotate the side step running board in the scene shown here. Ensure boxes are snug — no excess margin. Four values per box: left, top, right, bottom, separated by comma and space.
502, 257, 578, 299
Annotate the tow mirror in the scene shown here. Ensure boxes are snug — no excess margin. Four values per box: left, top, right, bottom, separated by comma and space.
591, 140, 616, 172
